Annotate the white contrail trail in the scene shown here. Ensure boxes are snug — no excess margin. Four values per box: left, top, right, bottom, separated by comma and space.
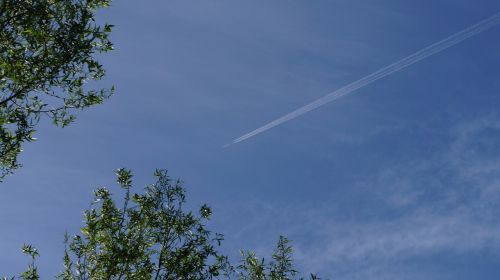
228, 12, 500, 146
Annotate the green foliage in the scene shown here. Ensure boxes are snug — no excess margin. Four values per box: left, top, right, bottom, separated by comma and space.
9, 169, 321, 279
20, 244, 40, 280
237, 236, 320, 280
58, 168, 231, 279
0, 0, 114, 179
1, 244, 41, 280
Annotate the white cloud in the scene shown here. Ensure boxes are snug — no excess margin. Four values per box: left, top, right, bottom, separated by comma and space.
289, 116, 500, 279
224, 115, 500, 279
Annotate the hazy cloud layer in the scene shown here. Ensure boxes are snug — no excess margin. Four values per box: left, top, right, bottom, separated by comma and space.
223, 115, 500, 279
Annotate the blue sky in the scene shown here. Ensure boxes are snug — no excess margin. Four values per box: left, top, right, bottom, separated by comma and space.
2, 0, 500, 279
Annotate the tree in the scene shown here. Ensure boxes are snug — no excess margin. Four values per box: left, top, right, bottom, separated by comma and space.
6, 169, 320, 280
237, 236, 320, 280
59, 169, 231, 279
0, 0, 114, 179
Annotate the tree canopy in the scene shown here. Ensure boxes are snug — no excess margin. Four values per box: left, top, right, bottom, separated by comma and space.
0, 0, 113, 179
59, 169, 231, 279
7, 169, 320, 280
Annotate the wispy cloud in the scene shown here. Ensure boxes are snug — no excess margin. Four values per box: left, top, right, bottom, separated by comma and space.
291, 116, 500, 278
222, 115, 500, 279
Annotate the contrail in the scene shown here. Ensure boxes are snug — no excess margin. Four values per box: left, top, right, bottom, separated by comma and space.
228, 12, 500, 146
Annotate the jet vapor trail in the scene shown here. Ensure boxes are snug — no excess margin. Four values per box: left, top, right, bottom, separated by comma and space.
228, 12, 500, 146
